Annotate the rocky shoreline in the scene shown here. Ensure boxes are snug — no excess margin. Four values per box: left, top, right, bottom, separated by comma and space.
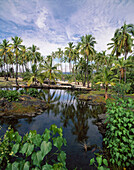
0, 95, 48, 118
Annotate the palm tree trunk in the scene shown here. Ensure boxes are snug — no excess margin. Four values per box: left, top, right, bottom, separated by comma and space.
87, 55, 89, 88
83, 71, 86, 86
6, 63, 9, 81
105, 84, 108, 100
16, 55, 19, 86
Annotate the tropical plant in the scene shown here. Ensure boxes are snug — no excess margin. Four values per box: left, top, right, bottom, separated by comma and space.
104, 98, 134, 168
0, 125, 67, 169
11, 36, 23, 86
39, 56, 61, 85
0, 90, 20, 102
64, 42, 75, 73
79, 34, 96, 88
0, 39, 11, 80
23, 64, 43, 86
96, 67, 117, 99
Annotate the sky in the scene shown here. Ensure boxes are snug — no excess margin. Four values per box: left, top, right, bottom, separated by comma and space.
0, 0, 134, 57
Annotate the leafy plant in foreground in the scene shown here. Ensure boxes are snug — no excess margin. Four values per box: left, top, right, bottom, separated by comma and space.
90, 154, 109, 170
104, 98, 134, 168
0, 125, 67, 169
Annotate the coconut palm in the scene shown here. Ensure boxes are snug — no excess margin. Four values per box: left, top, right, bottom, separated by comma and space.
11, 36, 23, 86
64, 42, 75, 73
80, 34, 96, 88
111, 57, 132, 83
28, 44, 41, 65
96, 67, 117, 100
0, 39, 11, 80
23, 64, 43, 86
39, 56, 61, 85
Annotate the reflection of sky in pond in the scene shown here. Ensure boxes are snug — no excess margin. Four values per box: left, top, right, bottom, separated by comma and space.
0, 89, 105, 170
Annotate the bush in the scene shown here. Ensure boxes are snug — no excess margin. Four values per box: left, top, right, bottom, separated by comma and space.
20, 88, 40, 97
0, 125, 67, 169
0, 90, 20, 102
104, 98, 134, 168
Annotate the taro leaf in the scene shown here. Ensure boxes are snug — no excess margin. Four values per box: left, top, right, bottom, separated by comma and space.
96, 156, 102, 167
41, 141, 52, 157
50, 124, 58, 135
43, 129, 51, 142
20, 143, 34, 157
103, 159, 108, 167
31, 151, 43, 167
7, 162, 19, 170
31, 134, 42, 147
12, 143, 19, 154
42, 163, 53, 170
23, 161, 30, 170
57, 151, 66, 166
15, 132, 22, 143
53, 136, 63, 150
89, 158, 95, 165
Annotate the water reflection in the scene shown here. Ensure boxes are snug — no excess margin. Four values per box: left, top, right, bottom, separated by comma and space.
0, 89, 105, 170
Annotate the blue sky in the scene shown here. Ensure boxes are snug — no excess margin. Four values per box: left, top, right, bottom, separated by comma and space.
0, 0, 134, 56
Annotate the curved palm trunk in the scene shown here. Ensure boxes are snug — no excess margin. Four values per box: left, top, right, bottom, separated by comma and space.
6, 63, 9, 81
16, 55, 19, 86
105, 84, 108, 100
87, 55, 89, 88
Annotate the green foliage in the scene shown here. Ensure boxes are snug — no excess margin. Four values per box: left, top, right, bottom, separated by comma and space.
89, 154, 109, 170
112, 83, 131, 98
0, 125, 67, 169
20, 88, 40, 97
104, 98, 134, 168
0, 90, 20, 101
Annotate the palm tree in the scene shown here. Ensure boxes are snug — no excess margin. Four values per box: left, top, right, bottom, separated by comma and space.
23, 64, 43, 86
64, 42, 75, 73
96, 67, 117, 100
28, 44, 41, 65
80, 34, 96, 88
39, 56, 61, 85
56, 48, 64, 73
111, 57, 132, 83
11, 36, 23, 86
0, 39, 11, 80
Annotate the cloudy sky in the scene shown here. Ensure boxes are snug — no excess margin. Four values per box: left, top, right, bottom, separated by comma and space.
0, 0, 134, 56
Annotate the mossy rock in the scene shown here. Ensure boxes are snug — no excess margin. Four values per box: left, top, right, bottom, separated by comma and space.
0, 95, 48, 117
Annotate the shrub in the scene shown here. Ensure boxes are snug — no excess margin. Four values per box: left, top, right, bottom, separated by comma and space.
0, 90, 20, 102
104, 98, 134, 168
0, 125, 67, 169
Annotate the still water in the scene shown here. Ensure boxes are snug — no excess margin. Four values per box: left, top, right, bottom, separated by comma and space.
0, 89, 105, 170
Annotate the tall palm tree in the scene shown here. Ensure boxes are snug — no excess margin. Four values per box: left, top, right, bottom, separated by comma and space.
39, 56, 61, 85
11, 36, 23, 86
80, 34, 96, 88
56, 48, 63, 72
28, 44, 41, 65
0, 39, 11, 80
64, 42, 75, 73
96, 67, 117, 100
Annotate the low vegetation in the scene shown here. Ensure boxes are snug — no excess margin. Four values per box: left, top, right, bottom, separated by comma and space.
0, 125, 67, 169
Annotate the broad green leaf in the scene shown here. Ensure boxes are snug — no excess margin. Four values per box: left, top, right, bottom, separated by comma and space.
57, 151, 66, 166
53, 136, 63, 150
31, 151, 43, 166
41, 141, 52, 157
12, 143, 19, 154
11, 162, 19, 170
96, 156, 102, 167
43, 129, 51, 142
89, 158, 95, 165
103, 159, 108, 167
23, 161, 30, 170
31, 134, 42, 147
20, 143, 34, 156
42, 163, 53, 170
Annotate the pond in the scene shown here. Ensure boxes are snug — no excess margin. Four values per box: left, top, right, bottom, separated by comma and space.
0, 89, 105, 170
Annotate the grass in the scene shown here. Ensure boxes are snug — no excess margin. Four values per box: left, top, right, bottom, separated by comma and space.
0, 77, 27, 86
